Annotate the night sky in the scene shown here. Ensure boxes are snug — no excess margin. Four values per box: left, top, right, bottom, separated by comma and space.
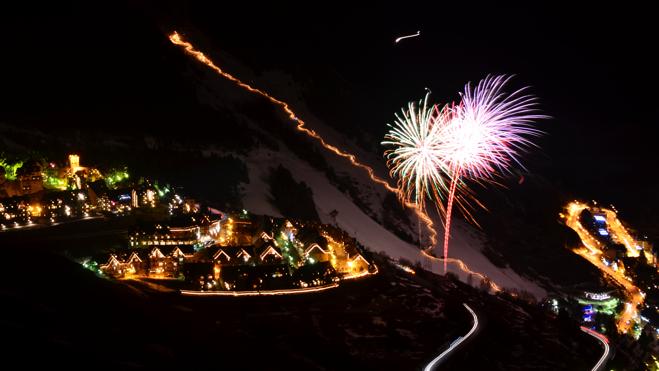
1, 2, 657, 224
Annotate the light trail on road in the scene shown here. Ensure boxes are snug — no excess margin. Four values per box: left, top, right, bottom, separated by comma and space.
580, 326, 610, 371
424, 303, 479, 370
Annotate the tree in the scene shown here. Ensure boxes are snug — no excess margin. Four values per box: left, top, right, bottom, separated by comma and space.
268, 165, 319, 222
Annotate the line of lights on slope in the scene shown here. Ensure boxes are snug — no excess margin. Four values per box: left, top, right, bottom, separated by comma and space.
421, 250, 501, 292
424, 303, 479, 371
565, 201, 643, 334
602, 209, 640, 258
168, 32, 507, 289
394, 261, 417, 275
579, 326, 610, 371
180, 282, 339, 296
342, 264, 379, 280
168, 31, 438, 246
180, 264, 376, 297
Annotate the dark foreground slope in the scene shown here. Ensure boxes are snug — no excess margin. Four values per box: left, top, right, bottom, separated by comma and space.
1, 222, 602, 370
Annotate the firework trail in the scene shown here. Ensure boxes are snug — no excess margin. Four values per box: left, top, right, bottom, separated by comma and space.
168, 31, 437, 246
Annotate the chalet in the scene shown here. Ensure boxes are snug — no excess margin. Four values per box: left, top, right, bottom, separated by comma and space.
293, 261, 336, 287
342, 243, 371, 275
212, 248, 232, 264
182, 262, 215, 291
236, 247, 253, 263
100, 255, 122, 277
220, 217, 255, 246
130, 224, 199, 247
347, 253, 370, 273
220, 264, 290, 291
295, 227, 328, 249
257, 243, 283, 264
146, 246, 194, 278
303, 243, 331, 263
125, 251, 146, 275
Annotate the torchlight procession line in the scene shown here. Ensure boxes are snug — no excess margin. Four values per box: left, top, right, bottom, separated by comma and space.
168, 31, 436, 247
168, 31, 502, 288
421, 250, 501, 292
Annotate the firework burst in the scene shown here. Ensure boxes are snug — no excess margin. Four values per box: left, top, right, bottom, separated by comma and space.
383, 94, 451, 211
384, 75, 545, 271
438, 74, 545, 271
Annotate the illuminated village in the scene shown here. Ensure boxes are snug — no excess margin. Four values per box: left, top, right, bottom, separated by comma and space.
549, 201, 659, 339
94, 214, 376, 294
1, 154, 163, 227
1, 153, 376, 294
4, 5, 659, 369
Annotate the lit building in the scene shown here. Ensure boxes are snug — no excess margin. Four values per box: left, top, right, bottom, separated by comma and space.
68, 154, 81, 173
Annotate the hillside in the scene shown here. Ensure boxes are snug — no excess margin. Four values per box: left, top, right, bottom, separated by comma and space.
0, 221, 602, 370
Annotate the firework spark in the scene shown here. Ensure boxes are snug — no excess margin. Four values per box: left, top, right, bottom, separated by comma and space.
382, 94, 450, 210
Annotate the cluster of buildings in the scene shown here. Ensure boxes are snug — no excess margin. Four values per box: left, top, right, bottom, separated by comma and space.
562, 201, 658, 340
1, 154, 101, 197
96, 213, 375, 292
3, 153, 377, 293
579, 207, 656, 268
99, 245, 196, 279
1, 154, 199, 230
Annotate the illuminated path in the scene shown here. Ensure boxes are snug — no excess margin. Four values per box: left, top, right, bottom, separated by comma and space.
181, 283, 339, 296
580, 326, 610, 371
421, 249, 501, 292
0, 215, 103, 233
424, 303, 479, 370
168, 31, 510, 289
564, 202, 644, 334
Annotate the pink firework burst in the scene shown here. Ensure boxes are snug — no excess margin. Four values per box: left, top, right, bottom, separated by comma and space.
438, 74, 546, 271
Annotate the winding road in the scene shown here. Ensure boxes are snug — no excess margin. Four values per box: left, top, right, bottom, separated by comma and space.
580, 326, 611, 371
424, 303, 479, 370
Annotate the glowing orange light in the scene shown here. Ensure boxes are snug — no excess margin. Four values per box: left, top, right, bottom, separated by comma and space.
421, 249, 501, 292
168, 31, 437, 244
180, 282, 339, 296
565, 201, 644, 334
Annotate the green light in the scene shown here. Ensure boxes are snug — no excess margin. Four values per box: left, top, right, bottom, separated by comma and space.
0, 158, 23, 180
43, 174, 68, 190
105, 168, 130, 187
